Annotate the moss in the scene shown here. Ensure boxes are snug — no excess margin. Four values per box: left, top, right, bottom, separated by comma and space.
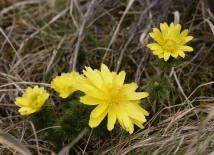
144, 76, 172, 101
154, 58, 183, 73
31, 92, 110, 151
53, 98, 91, 148
31, 104, 57, 131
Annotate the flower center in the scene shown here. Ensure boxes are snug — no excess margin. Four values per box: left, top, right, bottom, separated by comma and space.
163, 39, 177, 51
105, 84, 126, 104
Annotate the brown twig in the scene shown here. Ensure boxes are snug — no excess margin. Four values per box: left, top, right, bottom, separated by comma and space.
70, 0, 97, 71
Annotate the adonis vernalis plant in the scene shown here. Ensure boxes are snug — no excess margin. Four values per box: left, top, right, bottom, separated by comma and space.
15, 85, 49, 115
147, 22, 193, 61
51, 72, 80, 98
75, 64, 149, 134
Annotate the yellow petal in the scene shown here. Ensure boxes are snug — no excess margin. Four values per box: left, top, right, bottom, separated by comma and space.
174, 24, 181, 37
134, 103, 149, 116
107, 104, 117, 131
153, 28, 163, 39
59, 93, 72, 98
122, 83, 138, 92
89, 110, 107, 128
153, 50, 163, 55
123, 102, 147, 122
101, 64, 113, 84
164, 52, 170, 61
131, 100, 141, 104
180, 36, 193, 44
36, 96, 47, 108
158, 53, 164, 58
171, 52, 178, 58
147, 43, 162, 51
127, 92, 149, 101
83, 67, 103, 89
179, 45, 193, 52
147, 43, 157, 48
179, 29, 188, 39
115, 104, 134, 134
91, 103, 109, 118
178, 50, 185, 58
116, 104, 131, 129
130, 118, 145, 129
152, 28, 164, 43
76, 84, 105, 99
160, 22, 169, 38
80, 95, 103, 105
168, 23, 175, 38
127, 121, 134, 134
21, 87, 33, 98
15, 97, 29, 107
18, 107, 39, 115
51, 72, 79, 98
149, 33, 163, 44
114, 71, 126, 87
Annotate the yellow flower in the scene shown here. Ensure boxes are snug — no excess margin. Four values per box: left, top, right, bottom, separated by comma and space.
76, 64, 149, 134
147, 22, 193, 61
15, 85, 49, 115
51, 72, 80, 98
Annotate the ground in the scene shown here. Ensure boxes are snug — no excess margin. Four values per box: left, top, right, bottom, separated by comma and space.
0, 0, 214, 154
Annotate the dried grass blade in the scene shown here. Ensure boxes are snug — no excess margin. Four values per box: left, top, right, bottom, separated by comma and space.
0, 131, 32, 155
206, 19, 214, 35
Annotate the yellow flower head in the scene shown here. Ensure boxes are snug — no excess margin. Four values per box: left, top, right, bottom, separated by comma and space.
15, 85, 49, 115
51, 72, 80, 98
147, 22, 193, 61
76, 64, 149, 134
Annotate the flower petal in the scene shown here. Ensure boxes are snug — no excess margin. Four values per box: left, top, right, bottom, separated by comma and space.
127, 92, 149, 100
164, 52, 170, 61
114, 71, 126, 87
127, 121, 134, 134
116, 104, 134, 133
80, 95, 103, 105
174, 24, 181, 37
152, 28, 164, 43
179, 45, 193, 52
160, 22, 169, 38
147, 43, 163, 51
180, 36, 193, 44
18, 107, 39, 115
51, 72, 79, 98
178, 50, 185, 58
91, 103, 109, 118
83, 67, 103, 89
89, 110, 108, 128
171, 51, 178, 58
107, 104, 117, 131
153, 50, 163, 55
158, 53, 164, 58
134, 103, 149, 116
101, 64, 113, 84
122, 83, 138, 92
123, 102, 147, 122
179, 29, 188, 39
15, 97, 29, 107
130, 118, 145, 129
76, 83, 105, 99
168, 23, 175, 38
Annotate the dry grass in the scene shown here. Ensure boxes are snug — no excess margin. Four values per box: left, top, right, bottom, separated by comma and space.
0, 0, 214, 154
